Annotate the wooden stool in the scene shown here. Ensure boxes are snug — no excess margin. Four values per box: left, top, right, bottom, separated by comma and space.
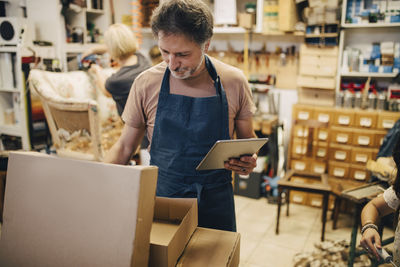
275, 170, 331, 241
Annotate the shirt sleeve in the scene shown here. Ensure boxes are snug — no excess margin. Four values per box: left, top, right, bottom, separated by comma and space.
235, 74, 257, 120
383, 186, 400, 210
121, 80, 146, 128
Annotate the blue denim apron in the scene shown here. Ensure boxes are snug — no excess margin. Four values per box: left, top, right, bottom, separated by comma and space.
150, 55, 236, 231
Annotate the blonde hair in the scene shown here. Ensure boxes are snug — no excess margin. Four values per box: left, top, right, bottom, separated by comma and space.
104, 23, 138, 60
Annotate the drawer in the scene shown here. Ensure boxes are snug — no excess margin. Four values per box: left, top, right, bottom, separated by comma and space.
374, 130, 388, 147
377, 111, 400, 130
313, 141, 328, 160
307, 193, 323, 208
332, 108, 355, 127
300, 56, 337, 77
351, 147, 375, 164
349, 164, 370, 182
311, 160, 327, 174
290, 191, 308, 205
290, 159, 310, 172
354, 111, 378, 129
291, 138, 309, 158
313, 106, 334, 125
314, 128, 330, 142
330, 126, 353, 145
329, 143, 352, 162
297, 75, 336, 89
352, 128, 375, 147
328, 161, 350, 179
293, 125, 310, 138
300, 44, 338, 57
292, 103, 315, 121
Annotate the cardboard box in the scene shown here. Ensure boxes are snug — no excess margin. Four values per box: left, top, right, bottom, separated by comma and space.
149, 197, 198, 267
177, 227, 240, 267
0, 152, 158, 267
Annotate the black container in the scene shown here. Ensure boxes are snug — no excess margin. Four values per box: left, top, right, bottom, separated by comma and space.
234, 172, 263, 199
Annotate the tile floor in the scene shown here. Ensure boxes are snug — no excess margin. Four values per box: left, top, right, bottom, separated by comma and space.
234, 195, 395, 267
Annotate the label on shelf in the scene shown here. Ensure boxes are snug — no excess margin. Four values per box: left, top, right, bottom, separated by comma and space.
318, 131, 328, 141
317, 148, 327, 157
360, 118, 372, 127
318, 114, 330, 123
338, 116, 350, 125
335, 151, 347, 160
336, 134, 349, 143
383, 119, 395, 129
298, 111, 310, 120
333, 168, 345, 177
354, 171, 366, 181
294, 162, 306, 171
313, 165, 325, 174
355, 154, 368, 163
357, 136, 370, 146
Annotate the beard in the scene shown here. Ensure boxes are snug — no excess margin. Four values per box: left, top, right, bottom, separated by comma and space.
170, 53, 205, 80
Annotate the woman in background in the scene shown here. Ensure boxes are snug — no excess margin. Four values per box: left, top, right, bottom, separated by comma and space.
83, 23, 151, 116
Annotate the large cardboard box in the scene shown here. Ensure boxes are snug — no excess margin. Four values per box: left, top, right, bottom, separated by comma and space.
149, 197, 198, 267
177, 227, 240, 267
0, 152, 158, 267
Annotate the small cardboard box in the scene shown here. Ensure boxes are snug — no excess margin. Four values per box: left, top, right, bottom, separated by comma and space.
177, 227, 240, 267
0, 152, 158, 267
149, 197, 198, 267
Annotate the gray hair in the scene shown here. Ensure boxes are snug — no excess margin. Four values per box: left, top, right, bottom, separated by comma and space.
150, 0, 213, 46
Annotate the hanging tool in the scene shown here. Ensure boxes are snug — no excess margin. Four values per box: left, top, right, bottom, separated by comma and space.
374, 244, 398, 267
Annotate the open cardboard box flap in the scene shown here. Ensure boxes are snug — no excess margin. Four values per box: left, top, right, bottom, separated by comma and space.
177, 227, 240, 267
149, 197, 197, 267
0, 152, 158, 267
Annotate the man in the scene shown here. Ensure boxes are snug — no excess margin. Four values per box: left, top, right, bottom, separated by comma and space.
105, 0, 257, 232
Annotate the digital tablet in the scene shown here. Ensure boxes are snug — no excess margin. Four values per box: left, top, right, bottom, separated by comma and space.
196, 138, 268, 171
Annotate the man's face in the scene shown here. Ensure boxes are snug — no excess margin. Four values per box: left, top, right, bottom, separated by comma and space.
158, 31, 209, 79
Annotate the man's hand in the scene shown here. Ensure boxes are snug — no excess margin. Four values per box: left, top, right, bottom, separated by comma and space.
224, 153, 257, 175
